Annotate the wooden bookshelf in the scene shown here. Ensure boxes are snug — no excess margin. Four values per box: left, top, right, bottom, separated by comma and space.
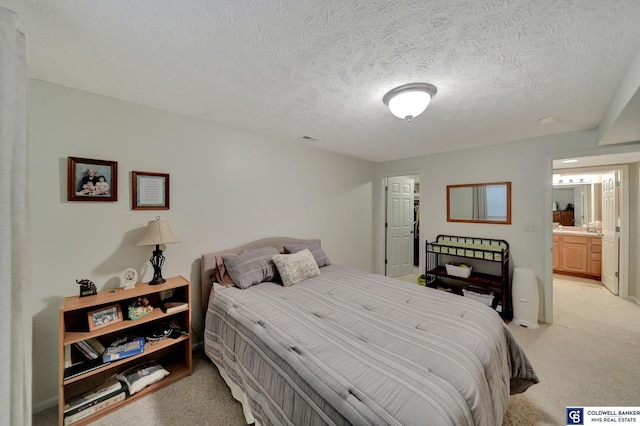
58, 276, 192, 426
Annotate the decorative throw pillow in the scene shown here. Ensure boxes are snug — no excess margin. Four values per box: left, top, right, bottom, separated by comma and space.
116, 361, 170, 395
223, 247, 279, 289
272, 249, 320, 287
212, 255, 234, 286
283, 241, 330, 267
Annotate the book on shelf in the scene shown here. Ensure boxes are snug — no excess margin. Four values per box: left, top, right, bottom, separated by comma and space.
64, 344, 72, 368
85, 337, 105, 355
63, 376, 124, 416
65, 344, 88, 368
73, 340, 99, 360
64, 343, 110, 380
63, 357, 110, 380
160, 300, 188, 314
64, 390, 126, 425
71, 337, 105, 360
103, 336, 145, 362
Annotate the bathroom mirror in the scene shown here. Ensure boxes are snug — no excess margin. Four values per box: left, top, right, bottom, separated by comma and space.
552, 182, 600, 227
447, 182, 511, 224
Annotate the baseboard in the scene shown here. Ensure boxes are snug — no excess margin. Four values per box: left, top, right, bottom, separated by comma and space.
33, 395, 57, 414
191, 340, 203, 352
627, 296, 640, 305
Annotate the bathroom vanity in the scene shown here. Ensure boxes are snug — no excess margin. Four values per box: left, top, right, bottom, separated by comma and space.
552, 229, 602, 279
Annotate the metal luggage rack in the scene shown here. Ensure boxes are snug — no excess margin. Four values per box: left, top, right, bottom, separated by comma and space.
425, 235, 511, 319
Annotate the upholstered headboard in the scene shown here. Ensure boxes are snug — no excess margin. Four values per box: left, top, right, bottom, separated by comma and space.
200, 236, 320, 312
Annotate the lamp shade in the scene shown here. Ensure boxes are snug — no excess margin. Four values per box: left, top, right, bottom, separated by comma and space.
383, 83, 437, 121
136, 218, 180, 246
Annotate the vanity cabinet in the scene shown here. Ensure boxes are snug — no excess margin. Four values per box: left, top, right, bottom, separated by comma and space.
589, 237, 602, 276
553, 234, 601, 279
552, 235, 561, 270
561, 236, 589, 274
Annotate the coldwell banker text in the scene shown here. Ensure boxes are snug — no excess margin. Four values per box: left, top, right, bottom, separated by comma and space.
567, 407, 640, 425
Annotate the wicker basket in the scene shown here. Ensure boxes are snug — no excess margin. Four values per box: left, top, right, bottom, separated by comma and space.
445, 263, 472, 278
463, 289, 494, 306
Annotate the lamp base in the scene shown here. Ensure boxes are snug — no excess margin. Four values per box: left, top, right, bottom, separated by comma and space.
149, 245, 166, 286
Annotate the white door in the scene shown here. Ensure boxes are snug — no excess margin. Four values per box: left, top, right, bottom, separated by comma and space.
386, 177, 414, 277
601, 172, 619, 294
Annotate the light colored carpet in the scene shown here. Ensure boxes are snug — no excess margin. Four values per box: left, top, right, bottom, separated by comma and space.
34, 275, 640, 425
504, 275, 640, 425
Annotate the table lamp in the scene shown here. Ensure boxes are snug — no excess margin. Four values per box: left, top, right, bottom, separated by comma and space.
136, 216, 180, 285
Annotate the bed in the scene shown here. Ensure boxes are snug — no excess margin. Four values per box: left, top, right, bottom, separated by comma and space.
202, 237, 538, 426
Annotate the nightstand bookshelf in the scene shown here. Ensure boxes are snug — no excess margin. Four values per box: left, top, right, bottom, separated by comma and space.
58, 276, 192, 426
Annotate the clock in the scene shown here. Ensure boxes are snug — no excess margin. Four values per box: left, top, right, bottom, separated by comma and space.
121, 267, 138, 290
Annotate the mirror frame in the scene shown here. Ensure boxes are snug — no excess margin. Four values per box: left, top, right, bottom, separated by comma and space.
446, 181, 512, 224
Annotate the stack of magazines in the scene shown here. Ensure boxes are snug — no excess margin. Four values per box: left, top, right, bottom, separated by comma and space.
63, 377, 126, 425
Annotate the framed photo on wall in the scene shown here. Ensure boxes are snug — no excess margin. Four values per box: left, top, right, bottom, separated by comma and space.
67, 157, 118, 202
132, 171, 169, 210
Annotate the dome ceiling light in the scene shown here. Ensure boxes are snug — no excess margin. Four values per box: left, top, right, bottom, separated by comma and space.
383, 83, 437, 121
539, 116, 558, 125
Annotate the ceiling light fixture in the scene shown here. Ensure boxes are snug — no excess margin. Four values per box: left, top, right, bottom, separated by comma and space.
539, 116, 558, 125
383, 83, 437, 121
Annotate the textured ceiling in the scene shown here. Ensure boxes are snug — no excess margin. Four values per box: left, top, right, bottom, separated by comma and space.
3, 0, 640, 162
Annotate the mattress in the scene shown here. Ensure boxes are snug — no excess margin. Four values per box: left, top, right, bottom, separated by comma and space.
204, 265, 538, 426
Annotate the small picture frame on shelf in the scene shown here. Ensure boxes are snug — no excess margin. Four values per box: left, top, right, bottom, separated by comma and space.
87, 304, 123, 331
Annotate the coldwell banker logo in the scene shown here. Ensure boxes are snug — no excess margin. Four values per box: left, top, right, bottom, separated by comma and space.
567, 407, 584, 425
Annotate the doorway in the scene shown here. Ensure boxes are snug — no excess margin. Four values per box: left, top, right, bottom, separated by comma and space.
384, 174, 420, 278
548, 154, 635, 323
552, 169, 620, 292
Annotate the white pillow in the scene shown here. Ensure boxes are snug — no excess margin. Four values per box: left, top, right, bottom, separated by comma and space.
116, 361, 170, 395
272, 249, 320, 287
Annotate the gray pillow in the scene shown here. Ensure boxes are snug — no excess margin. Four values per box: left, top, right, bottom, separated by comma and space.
223, 247, 279, 289
272, 249, 320, 287
284, 241, 330, 267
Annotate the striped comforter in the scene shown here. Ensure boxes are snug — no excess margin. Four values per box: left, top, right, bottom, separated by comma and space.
204, 265, 538, 426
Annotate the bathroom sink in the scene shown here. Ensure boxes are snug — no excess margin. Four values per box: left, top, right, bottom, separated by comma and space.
553, 229, 601, 236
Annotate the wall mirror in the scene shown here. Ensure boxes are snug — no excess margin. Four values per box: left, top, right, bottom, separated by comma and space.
447, 182, 511, 224
552, 182, 601, 227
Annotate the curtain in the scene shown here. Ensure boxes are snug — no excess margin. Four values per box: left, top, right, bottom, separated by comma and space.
472, 186, 488, 220
0, 6, 31, 425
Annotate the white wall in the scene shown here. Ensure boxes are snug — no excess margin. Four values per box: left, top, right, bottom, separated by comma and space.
374, 132, 640, 323
29, 80, 375, 410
